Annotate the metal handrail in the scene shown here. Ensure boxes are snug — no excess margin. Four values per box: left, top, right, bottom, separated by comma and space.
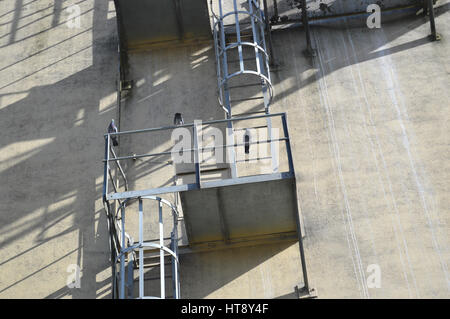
105, 137, 288, 162
104, 112, 286, 136
102, 113, 294, 201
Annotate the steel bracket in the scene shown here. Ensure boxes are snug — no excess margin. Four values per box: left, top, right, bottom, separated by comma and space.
295, 285, 318, 299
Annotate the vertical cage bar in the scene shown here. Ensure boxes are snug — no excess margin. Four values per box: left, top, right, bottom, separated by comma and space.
233, 0, 245, 72
138, 199, 144, 299
173, 210, 180, 299
263, 0, 276, 65
119, 204, 126, 299
226, 125, 238, 178
158, 199, 165, 299
249, 0, 262, 75
193, 123, 201, 187
103, 135, 110, 200
126, 252, 134, 298
267, 117, 279, 173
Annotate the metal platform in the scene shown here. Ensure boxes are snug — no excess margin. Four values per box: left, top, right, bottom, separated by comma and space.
180, 176, 298, 245
102, 112, 311, 298
104, 113, 294, 203
263, 0, 439, 58
114, 0, 212, 50
268, 0, 422, 20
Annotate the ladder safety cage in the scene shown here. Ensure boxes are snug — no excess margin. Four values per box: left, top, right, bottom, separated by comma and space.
211, 0, 274, 117
113, 197, 181, 299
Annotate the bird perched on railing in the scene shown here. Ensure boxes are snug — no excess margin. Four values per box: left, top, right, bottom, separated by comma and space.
174, 113, 184, 126
108, 119, 119, 146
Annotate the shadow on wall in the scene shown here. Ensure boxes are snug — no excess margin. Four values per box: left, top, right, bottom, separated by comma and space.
179, 241, 301, 298
0, 0, 118, 298
268, 1, 449, 110
114, 2, 450, 190
199, 1, 450, 124
105, 0, 450, 193
0, 0, 446, 299
110, 1, 450, 194
93, 1, 448, 299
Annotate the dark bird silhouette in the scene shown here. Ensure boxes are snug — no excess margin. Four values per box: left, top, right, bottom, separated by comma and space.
244, 129, 251, 155
174, 113, 184, 126
108, 119, 119, 146
270, 15, 279, 24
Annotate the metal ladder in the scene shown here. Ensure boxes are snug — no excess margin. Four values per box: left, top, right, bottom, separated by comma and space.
212, 0, 273, 117
107, 193, 181, 299
211, 0, 278, 176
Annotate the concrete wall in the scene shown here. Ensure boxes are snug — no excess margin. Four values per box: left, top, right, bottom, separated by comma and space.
0, 0, 117, 298
279, 5, 450, 297
0, 0, 449, 298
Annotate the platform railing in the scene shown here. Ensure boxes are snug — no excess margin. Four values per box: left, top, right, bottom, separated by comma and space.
102, 113, 294, 201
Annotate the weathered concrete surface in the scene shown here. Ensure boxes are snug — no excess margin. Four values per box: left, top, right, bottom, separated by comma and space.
278, 5, 450, 298
0, 0, 449, 299
119, 0, 450, 298
0, 0, 117, 298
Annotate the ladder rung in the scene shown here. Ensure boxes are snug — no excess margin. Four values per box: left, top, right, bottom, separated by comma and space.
135, 254, 173, 268
141, 253, 173, 260
135, 274, 172, 282
224, 22, 253, 29
232, 111, 267, 117
228, 82, 262, 89
229, 34, 254, 38
139, 259, 173, 268
224, 41, 264, 48
227, 58, 257, 63
233, 125, 268, 131
236, 156, 273, 163
230, 96, 264, 103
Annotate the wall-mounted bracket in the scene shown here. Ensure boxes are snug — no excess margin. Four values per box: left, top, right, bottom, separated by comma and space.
425, 0, 441, 41
295, 285, 318, 299
301, 0, 316, 57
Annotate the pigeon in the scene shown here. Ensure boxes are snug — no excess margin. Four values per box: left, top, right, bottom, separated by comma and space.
270, 15, 279, 24
107, 119, 119, 147
174, 113, 184, 126
244, 129, 251, 155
